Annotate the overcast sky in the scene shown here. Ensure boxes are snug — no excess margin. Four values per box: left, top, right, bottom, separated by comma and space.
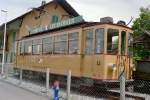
0, 0, 149, 26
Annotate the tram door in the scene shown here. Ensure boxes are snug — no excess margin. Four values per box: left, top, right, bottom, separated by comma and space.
83, 28, 104, 79
93, 28, 105, 78
121, 31, 128, 78
82, 29, 94, 78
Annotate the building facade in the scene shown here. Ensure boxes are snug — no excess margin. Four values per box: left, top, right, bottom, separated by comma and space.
0, 0, 79, 72
0, 0, 133, 82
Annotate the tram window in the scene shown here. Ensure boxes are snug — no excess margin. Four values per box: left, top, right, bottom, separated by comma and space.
69, 32, 79, 54
32, 39, 42, 55
107, 29, 119, 54
54, 34, 67, 54
24, 40, 32, 54
43, 37, 53, 54
121, 31, 126, 55
128, 33, 133, 55
95, 28, 104, 54
20, 41, 24, 55
85, 30, 93, 54
18, 42, 21, 55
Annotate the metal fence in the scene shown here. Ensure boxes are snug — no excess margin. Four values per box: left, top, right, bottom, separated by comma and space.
1, 65, 150, 100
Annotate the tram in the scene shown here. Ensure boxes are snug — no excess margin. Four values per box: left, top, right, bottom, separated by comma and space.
16, 16, 133, 86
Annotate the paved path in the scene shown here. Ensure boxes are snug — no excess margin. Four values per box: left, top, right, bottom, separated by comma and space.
0, 80, 48, 100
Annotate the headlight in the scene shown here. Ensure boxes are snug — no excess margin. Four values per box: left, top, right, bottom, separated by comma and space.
130, 63, 136, 71
108, 63, 117, 71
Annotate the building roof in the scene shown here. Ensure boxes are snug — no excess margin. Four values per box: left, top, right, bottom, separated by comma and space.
144, 30, 150, 36
1, 0, 80, 28
54, 0, 79, 17
134, 30, 150, 43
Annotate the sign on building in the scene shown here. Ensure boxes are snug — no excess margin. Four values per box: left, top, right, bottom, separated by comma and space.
29, 16, 84, 35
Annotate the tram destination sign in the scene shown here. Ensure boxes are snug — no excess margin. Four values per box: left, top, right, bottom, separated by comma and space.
29, 16, 84, 35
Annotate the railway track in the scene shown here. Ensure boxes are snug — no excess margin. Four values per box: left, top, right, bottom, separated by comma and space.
73, 86, 120, 99
69, 85, 145, 100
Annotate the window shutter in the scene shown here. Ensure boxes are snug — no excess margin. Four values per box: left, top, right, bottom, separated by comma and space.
51, 15, 59, 23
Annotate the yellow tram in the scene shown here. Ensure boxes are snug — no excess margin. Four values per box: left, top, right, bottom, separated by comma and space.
6, 0, 134, 86
16, 18, 133, 83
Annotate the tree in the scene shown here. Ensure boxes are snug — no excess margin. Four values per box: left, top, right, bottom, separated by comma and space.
132, 7, 150, 60
132, 7, 150, 37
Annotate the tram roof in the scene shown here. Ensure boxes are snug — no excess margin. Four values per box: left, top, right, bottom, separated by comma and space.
22, 22, 132, 40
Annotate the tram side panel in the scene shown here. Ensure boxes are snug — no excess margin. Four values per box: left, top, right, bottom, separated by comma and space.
92, 54, 105, 80
16, 55, 81, 77
81, 54, 105, 80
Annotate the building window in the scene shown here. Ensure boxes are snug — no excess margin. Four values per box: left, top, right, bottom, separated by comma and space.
107, 29, 119, 54
51, 15, 60, 24
85, 30, 93, 54
69, 32, 79, 54
54, 34, 67, 54
24, 40, 32, 55
32, 39, 42, 55
0, 36, 3, 49
0, 54, 2, 63
95, 28, 104, 54
42, 37, 53, 54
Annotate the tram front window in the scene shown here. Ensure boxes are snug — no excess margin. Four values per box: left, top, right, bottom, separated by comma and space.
85, 30, 93, 54
121, 31, 126, 55
128, 33, 133, 55
107, 29, 119, 54
95, 28, 104, 54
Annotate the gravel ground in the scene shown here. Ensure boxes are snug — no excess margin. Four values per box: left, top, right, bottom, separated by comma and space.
0, 80, 48, 100
0, 76, 104, 100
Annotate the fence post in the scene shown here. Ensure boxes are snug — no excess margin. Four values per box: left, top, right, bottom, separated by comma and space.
19, 68, 23, 84
120, 71, 125, 100
5, 64, 8, 79
67, 70, 71, 100
46, 68, 50, 92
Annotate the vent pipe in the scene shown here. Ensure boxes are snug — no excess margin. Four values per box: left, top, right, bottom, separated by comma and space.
41, 1, 46, 6
117, 20, 126, 26
100, 17, 113, 23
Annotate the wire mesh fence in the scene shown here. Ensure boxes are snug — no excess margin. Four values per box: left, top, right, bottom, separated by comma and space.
1, 65, 150, 100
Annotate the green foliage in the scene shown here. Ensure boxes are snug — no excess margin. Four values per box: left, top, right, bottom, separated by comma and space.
133, 44, 150, 61
132, 7, 150, 37
132, 7, 150, 60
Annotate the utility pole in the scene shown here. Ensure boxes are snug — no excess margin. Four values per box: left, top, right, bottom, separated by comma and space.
46, 68, 50, 92
67, 70, 71, 100
120, 70, 125, 100
1, 10, 7, 76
